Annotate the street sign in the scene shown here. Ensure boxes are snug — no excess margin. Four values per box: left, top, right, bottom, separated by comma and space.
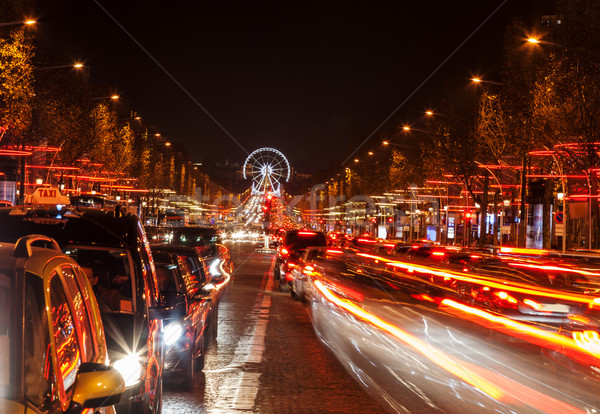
554, 211, 564, 224
555, 223, 564, 236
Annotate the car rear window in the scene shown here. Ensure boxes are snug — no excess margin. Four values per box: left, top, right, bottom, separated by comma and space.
283, 232, 327, 250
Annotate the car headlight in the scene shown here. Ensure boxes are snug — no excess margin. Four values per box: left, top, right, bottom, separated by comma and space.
209, 259, 222, 276
112, 353, 143, 388
164, 321, 183, 346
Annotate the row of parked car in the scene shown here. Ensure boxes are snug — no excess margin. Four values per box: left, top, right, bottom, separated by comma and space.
0, 203, 231, 414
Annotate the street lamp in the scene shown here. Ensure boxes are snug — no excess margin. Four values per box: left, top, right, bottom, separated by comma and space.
92, 94, 120, 101
0, 19, 36, 27
471, 77, 502, 86
382, 141, 411, 149
36, 62, 84, 71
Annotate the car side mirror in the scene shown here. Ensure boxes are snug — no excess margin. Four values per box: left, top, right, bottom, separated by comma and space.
149, 292, 186, 320
193, 283, 216, 301
65, 363, 124, 414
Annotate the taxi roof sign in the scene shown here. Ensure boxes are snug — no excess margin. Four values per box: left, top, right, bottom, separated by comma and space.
24, 186, 70, 206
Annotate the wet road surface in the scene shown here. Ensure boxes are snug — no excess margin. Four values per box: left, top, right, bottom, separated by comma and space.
163, 242, 383, 413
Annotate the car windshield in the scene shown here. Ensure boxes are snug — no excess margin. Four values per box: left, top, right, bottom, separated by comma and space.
64, 247, 135, 313
284, 232, 327, 251
173, 227, 220, 247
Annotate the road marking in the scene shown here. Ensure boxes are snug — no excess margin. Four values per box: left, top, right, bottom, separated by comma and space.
209, 257, 275, 412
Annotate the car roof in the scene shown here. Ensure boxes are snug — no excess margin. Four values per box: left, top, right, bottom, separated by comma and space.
0, 239, 77, 279
151, 243, 205, 257
0, 207, 140, 248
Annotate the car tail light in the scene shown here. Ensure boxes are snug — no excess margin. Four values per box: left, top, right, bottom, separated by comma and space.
432, 251, 445, 257
589, 297, 600, 309
280, 248, 289, 256
287, 262, 297, 268
303, 265, 315, 275
568, 314, 591, 325
523, 298, 542, 310
298, 231, 317, 236
494, 291, 518, 309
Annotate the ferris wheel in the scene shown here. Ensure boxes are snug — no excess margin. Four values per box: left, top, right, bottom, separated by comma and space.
243, 147, 290, 195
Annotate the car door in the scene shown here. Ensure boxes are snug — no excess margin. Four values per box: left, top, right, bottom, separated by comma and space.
45, 267, 85, 411
177, 256, 209, 356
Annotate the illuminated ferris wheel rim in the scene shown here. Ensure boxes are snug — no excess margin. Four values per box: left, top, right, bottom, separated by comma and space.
243, 147, 290, 180
243, 147, 291, 195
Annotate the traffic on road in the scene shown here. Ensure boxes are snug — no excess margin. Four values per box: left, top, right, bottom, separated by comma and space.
5, 194, 600, 413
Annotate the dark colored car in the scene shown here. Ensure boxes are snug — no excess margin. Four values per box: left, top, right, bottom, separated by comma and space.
148, 244, 228, 341
0, 206, 172, 414
0, 234, 125, 414
151, 248, 215, 391
169, 226, 222, 259
274, 230, 327, 290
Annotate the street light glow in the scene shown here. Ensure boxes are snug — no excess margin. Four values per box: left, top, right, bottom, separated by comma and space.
402, 126, 411, 131
73, 63, 84, 69
110, 94, 120, 100
354, 158, 359, 163
24, 20, 36, 25
382, 141, 389, 145
527, 37, 540, 44
368, 151, 374, 156
425, 110, 434, 116
471, 77, 482, 83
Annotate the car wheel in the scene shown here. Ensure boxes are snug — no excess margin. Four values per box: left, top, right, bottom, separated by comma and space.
153, 376, 163, 414
195, 341, 205, 372
211, 307, 219, 343
178, 350, 195, 392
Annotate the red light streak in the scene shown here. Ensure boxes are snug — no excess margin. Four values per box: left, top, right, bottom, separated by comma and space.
298, 231, 317, 235
326, 249, 344, 254
313, 280, 503, 399
440, 299, 600, 366
508, 262, 600, 278
500, 247, 548, 256
0, 149, 32, 156
27, 165, 78, 170
357, 238, 377, 243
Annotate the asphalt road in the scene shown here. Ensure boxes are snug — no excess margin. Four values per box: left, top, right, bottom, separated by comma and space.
163, 241, 383, 413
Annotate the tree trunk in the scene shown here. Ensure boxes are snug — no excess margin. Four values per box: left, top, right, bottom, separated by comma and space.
542, 179, 553, 250
493, 189, 500, 246
478, 175, 490, 248
591, 175, 600, 249
518, 155, 527, 247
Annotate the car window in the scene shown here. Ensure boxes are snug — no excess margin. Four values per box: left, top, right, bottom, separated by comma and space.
283, 232, 327, 250
23, 273, 52, 408
0, 272, 11, 398
72, 266, 102, 353
49, 272, 82, 402
61, 265, 95, 361
65, 247, 135, 313
179, 257, 202, 297
139, 223, 159, 306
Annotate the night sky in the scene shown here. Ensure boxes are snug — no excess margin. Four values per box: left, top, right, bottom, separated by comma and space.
36, 0, 552, 171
